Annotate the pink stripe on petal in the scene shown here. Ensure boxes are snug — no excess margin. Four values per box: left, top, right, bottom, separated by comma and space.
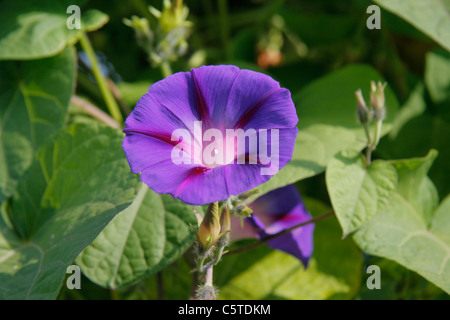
191, 68, 212, 124
233, 88, 284, 129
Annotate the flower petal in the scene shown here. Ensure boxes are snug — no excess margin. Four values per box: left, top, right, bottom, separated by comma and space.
147, 70, 199, 132
265, 220, 314, 268
239, 88, 298, 131
190, 65, 240, 128
189, 66, 297, 130
247, 185, 315, 268
174, 166, 230, 205
123, 93, 195, 174
223, 127, 298, 194
249, 183, 302, 217
226, 69, 298, 130
123, 65, 300, 205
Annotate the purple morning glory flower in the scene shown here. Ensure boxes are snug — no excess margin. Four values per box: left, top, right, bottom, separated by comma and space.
122, 65, 298, 205
233, 185, 314, 267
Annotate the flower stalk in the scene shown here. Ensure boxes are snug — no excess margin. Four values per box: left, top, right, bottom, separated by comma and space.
192, 202, 231, 300
355, 81, 387, 166
79, 32, 123, 124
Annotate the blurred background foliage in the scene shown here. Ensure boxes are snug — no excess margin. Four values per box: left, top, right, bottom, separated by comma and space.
76, 0, 449, 201
0, 0, 448, 300
58, 0, 449, 300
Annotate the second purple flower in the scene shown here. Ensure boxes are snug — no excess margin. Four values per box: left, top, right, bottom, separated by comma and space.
231, 185, 314, 267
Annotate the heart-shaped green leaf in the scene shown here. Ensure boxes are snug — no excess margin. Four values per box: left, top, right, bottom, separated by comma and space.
326, 150, 398, 236
354, 150, 450, 294
76, 183, 202, 289
0, 123, 140, 299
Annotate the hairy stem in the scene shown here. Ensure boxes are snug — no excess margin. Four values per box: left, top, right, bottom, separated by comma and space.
205, 265, 213, 287
197, 254, 206, 272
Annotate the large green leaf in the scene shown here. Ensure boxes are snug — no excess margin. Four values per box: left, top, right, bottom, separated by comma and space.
391, 150, 439, 225
0, 47, 76, 203
374, 0, 450, 52
326, 150, 397, 236
0, 123, 140, 299
247, 64, 398, 202
0, 0, 108, 60
76, 183, 201, 289
215, 199, 363, 300
354, 150, 450, 294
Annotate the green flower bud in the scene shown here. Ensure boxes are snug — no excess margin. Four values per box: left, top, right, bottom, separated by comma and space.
216, 205, 231, 249
220, 205, 231, 233
355, 89, 370, 124
155, 0, 191, 34
195, 202, 221, 250
370, 81, 386, 120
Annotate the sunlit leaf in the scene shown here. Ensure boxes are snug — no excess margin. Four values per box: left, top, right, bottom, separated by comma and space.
0, 123, 140, 299
354, 150, 450, 294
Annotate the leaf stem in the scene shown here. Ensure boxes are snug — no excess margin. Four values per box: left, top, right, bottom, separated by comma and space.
225, 210, 334, 256
79, 32, 123, 124
70, 96, 121, 129
205, 265, 213, 287
197, 253, 207, 272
